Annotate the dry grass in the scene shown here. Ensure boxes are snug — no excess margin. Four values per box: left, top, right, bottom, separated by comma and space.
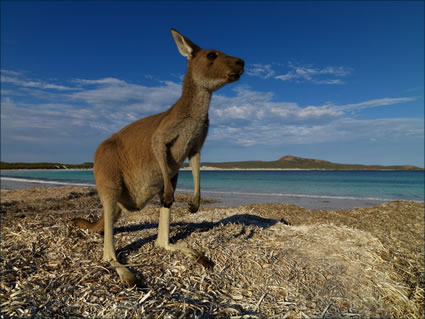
1, 186, 423, 318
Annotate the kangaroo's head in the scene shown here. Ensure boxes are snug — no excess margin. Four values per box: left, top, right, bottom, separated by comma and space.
171, 29, 244, 92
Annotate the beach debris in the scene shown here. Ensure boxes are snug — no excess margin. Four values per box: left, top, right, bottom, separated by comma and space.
0, 186, 423, 318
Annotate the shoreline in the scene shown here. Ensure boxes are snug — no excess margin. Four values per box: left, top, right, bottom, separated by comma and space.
0, 176, 414, 210
2, 167, 423, 171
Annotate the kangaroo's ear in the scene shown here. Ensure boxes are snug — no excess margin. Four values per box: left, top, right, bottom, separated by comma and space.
171, 29, 201, 59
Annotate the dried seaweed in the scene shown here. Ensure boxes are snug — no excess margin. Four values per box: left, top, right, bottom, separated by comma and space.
1, 186, 423, 318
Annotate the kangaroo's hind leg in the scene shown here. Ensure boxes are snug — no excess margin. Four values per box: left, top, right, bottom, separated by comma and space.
101, 196, 137, 287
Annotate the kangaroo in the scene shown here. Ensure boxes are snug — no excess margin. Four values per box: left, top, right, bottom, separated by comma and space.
72, 29, 244, 287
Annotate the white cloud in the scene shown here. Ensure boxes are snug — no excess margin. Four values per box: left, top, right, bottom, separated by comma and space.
297, 105, 344, 119
246, 62, 351, 85
1, 97, 103, 133
0, 89, 15, 96
340, 97, 416, 111
1, 74, 184, 143
211, 87, 344, 125
68, 79, 181, 115
73, 77, 127, 86
1, 69, 23, 76
313, 79, 344, 85
214, 105, 255, 120
206, 86, 420, 148
209, 117, 424, 147
319, 66, 351, 77
246, 64, 275, 79
210, 87, 417, 127
1, 71, 76, 91
275, 62, 351, 84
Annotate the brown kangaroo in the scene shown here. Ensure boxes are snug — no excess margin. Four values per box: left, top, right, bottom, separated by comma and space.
72, 29, 244, 287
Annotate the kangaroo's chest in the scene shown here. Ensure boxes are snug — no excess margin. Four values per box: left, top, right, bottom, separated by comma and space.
171, 117, 209, 163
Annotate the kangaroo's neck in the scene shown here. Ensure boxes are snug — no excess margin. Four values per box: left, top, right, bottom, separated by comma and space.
176, 71, 212, 120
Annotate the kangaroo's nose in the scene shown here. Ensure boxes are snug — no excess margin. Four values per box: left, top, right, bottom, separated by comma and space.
235, 59, 245, 67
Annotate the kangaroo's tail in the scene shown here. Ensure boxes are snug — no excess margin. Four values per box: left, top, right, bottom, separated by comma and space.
72, 214, 104, 233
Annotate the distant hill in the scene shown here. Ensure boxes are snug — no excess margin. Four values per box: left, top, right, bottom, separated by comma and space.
1, 162, 93, 170
196, 155, 424, 170
1, 156, 423, 170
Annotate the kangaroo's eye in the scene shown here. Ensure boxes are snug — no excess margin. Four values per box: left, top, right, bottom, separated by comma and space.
207, 52, 217, 61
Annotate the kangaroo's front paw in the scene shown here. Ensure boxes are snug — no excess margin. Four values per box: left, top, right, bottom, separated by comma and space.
161, 191, 174, 208
188, 201, 200, 214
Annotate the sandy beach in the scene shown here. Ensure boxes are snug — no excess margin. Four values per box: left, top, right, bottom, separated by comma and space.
0, 177, 390, 211
1, 185, 424, 318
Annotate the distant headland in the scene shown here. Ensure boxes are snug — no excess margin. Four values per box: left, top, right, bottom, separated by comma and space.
0, 162, 93, 170
1, 156, 423, 170
191, 155, 424, 170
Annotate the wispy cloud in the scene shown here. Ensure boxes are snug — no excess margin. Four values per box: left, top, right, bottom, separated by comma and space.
210, 87, 414, 126
209, 118, 424, 147
1, 73, 182, 142
339, 97, 417, 111
68, 78, 181, 116
73, 77, 127, 86
207, 86, 419, 146
275, 62, 351, 84
246, 64, 275, 79
246, 62, 351, 85
1, 69, 23, 76
1, 69, 77, 91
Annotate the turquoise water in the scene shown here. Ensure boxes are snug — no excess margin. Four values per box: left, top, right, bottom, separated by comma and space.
1, 169, 424, 202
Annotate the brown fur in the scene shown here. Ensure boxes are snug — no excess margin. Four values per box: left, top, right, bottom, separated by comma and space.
72, 29, 244, 287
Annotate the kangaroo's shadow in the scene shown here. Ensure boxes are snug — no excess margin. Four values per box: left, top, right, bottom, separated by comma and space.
116, 214, 286, 258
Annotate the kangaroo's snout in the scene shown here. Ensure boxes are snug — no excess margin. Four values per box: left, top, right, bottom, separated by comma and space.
227, 57, 244, 82
235, 58, 245, 67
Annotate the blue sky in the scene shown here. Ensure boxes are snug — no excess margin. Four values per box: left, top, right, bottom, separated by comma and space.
1, 1, 424, 166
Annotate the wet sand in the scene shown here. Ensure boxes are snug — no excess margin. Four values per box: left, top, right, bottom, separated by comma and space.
1, 177, 388, 210
197, 189, 387, 210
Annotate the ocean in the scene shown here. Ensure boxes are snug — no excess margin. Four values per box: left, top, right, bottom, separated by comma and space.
1, 169, 423, 209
